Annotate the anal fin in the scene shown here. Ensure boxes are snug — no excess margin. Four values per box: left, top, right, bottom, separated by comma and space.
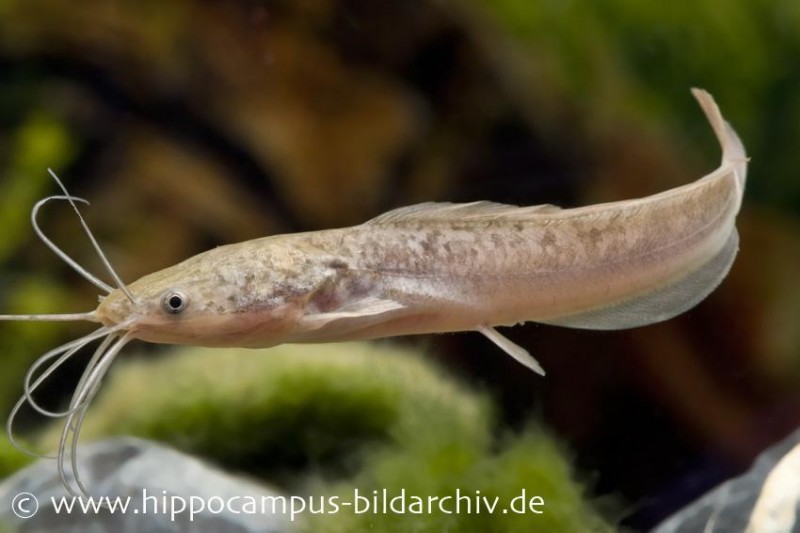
541, 229, 739, 330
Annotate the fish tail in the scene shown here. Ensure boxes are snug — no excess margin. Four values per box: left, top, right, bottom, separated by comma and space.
691, 88, 748, 196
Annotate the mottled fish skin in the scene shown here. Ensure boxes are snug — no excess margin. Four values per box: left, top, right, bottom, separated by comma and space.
94, 89, 746, 372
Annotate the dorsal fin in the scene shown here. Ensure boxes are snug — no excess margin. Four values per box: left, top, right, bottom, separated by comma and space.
366, 201, 562, 225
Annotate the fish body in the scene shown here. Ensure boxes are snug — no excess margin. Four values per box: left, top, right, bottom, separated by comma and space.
0, 89, 747, 496
96, 89, 746, 374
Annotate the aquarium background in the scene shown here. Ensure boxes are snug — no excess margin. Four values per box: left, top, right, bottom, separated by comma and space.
1, 1, 799, 531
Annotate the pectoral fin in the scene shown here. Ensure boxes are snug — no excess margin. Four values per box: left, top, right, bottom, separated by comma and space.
303, 296, 406, 330
478, 325, 545, 375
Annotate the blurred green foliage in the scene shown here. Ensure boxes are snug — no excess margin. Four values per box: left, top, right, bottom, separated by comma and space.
478, 0, 800, 208
28, 343, 614, 532
0, 110, 77, 413
0, 112, 75, 261
0, 433, 30, 479
311, 426, 614, 532
0, 279, 74, 411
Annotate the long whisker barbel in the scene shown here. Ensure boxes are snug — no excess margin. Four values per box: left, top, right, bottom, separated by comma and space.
5, 327, 116, 459
31, 196, 113, 295
58, 333, 132, 497
22, 326, 123, 417
1, 171, 137, 497
47, 169, 136, 303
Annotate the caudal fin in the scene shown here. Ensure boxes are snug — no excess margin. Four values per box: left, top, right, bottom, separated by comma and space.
541, 89, 746, 330
691, 88, 748, 194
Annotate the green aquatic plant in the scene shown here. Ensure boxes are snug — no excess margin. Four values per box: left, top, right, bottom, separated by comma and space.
21, 342, 614, 531
36, 343, 489, 480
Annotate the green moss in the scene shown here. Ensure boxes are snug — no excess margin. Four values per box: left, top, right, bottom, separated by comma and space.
28, 342, 614, 531
39, 343, 490, 481
0, 433, 31, 479
305, 427, 613, 532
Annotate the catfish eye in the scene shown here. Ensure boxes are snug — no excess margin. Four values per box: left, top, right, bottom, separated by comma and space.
162, 291, 188, 314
